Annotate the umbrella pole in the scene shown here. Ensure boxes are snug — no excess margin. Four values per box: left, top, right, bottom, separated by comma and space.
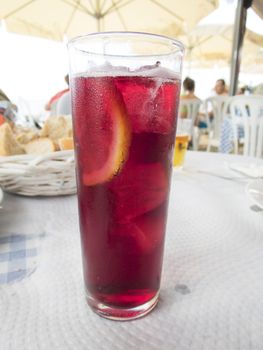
188, 47, 192, 75
95, 0, 102, 32
229, 0, 252, 96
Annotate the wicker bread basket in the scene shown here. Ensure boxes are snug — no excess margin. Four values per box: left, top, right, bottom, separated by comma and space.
0, 150, 76, 196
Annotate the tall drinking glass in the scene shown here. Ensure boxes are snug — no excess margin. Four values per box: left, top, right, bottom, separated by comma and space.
68, 32, 184, 320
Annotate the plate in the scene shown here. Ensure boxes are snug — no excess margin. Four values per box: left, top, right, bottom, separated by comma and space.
246, 179, 263, 209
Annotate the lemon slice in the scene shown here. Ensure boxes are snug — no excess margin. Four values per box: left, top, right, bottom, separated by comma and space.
82, 95, 131, 186
72, 76, 131, 186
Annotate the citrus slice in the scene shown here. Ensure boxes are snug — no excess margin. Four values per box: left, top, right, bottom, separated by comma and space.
83, 95, 130, 186
133, 205, 166, 252
109, 162, 168, 221
111, 204, 167, 254
72, 77, 131, 187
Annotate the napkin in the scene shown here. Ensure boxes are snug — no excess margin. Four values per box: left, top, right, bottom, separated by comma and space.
228, 163, 263, 178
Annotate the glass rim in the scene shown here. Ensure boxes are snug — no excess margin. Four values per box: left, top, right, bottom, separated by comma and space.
68, 31, 184, 58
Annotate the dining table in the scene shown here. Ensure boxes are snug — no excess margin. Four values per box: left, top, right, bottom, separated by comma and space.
0, 150, 263, 350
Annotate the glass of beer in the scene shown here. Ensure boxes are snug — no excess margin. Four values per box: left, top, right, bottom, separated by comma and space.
173, 118, 191, 168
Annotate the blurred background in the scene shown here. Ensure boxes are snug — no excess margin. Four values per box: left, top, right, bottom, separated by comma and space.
0, 0, 262, 119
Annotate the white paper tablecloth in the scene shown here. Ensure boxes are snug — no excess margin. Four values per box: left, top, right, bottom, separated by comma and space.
0, 151, 263, 350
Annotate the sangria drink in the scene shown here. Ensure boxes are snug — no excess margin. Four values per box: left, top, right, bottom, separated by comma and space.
69, 32, 184, 320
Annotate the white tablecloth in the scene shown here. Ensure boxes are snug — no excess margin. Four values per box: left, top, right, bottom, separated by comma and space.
0, 151, 263, 350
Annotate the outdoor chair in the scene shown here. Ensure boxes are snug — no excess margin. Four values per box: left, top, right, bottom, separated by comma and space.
178, 98, 203, 150
229, 95, 263, 158
56, 91, 72, 115
204, 96, 233, 152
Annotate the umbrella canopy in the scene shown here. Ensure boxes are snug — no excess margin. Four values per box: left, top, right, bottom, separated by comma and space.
252, 0, 263, 19
241, 50, 263, 74
0, 0, 218, 41
169, 23, 263, 70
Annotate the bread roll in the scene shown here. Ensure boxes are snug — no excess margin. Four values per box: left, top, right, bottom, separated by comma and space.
24, 137, 56, 154
0, 123, 25, 156
15, 129, 39, 144
58, 137, 74, 150
40, 115, 72, 144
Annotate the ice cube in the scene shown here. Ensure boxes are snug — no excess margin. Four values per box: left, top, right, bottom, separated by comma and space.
115, 75, 180, 134
110, 203, 167, 253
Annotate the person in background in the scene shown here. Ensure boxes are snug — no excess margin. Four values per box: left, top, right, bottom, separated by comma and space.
237, 85, 250, 95
206, 79, 229, 123
214, 79, 228, 96
180, 77, 206, 128
181, 77, 200, 101
180, 77, 200, 118
45, 74, 70, 114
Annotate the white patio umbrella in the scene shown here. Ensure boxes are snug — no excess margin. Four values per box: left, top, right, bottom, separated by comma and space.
0, 0, 218, 41
160, 23, 263, 72
241, 50, 263, 74
184, 24, 263, 66
178, 24, 235, 66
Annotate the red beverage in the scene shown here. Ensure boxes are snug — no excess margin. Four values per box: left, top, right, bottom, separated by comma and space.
71, 68, 181, 318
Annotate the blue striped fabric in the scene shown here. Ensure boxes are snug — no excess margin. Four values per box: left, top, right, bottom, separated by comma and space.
219, 118, 234, 153
219, 118, 244, 154
0, 233, 42, 284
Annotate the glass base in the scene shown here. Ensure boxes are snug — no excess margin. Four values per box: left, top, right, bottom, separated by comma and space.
86, 290, 159, 321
